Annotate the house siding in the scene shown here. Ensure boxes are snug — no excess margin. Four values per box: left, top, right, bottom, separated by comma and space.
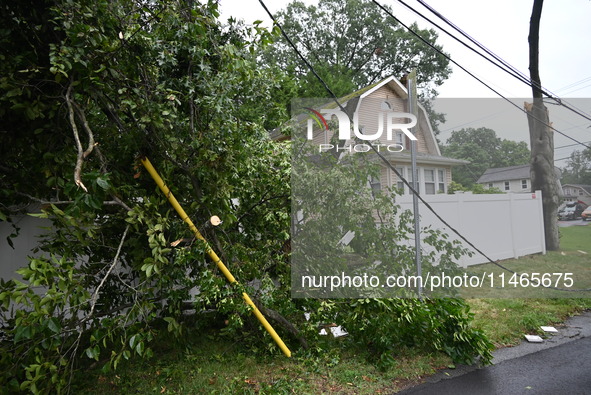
486, 179, 531, 193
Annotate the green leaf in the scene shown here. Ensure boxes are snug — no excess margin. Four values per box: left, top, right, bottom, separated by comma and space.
85, 346, 99, 361
129, 334, 138, 349
96, 177, 109, 190
135, 341, 144, 356
47, 318, 60, 334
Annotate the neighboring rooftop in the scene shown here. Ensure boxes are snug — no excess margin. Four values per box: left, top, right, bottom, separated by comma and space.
562, 184, 591, 195
477, 164, 561, 184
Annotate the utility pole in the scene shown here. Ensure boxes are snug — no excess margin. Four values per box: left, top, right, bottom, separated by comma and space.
526, 0, 560, 250
407, 69, 422, 298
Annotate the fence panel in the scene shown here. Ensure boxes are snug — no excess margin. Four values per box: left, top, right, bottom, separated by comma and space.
396, 191, 546, 267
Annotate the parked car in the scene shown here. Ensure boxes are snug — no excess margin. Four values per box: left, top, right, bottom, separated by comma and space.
557, 206, 566, 219
582, 206, 591, 221
559, 202, 587, 220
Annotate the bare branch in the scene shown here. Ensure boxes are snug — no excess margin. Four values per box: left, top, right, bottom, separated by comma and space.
72, 100, 95, 159
110, 195, 132, 211
68, 225, 130, 386
16, 192, 132, 211
65, 85, 89, 192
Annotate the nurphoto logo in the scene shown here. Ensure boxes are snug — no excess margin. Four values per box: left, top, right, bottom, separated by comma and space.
305, 106, 417, 153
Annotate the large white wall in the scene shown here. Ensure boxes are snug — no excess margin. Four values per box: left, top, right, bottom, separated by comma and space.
396, 191, 546, 267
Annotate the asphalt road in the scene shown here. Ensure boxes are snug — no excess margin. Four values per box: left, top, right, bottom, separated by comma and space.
397, 336, 591, 395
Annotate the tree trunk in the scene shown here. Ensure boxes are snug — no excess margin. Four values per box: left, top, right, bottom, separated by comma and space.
526, 0, 560, 250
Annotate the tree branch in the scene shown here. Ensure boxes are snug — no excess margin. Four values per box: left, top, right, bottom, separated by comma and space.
68, 224, 130, 388
252, 298, 309, 350
16, 192, 132, 211
65, 84, 95, 193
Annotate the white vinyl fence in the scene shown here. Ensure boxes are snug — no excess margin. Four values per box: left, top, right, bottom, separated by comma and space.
396, 191, 546, 267
0, 192, 547, 280
0, 213, 52, 281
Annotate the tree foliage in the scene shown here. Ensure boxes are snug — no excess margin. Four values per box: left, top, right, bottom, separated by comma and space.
0, 0, 294, 391
263, 0, 451, 100
441, 127, 531, 187
561, 148, 591, 185
0, 1, 491, 392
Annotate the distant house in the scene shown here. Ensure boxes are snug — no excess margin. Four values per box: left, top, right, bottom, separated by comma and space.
562, 184, 591, 205
273, 76, 468, 195
476, 164, 562, 193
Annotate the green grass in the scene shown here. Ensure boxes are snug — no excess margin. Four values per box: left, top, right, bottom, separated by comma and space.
73, 333, 452, 394
460, 225, 591, 298
560, 223, 591, 250
74, 226, 591, 394
467, 225, 591, 346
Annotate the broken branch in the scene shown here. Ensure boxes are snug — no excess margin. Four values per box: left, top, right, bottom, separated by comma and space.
65, 84, 95, 192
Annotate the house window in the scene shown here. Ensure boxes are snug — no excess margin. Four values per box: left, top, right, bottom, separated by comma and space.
438, 169, 446, 193
488, 183, 493, 189
410, 168, 420, 193
579, 189, 584, 196
369, 175, 381, 197
424, 169, 436, 195
521, 179, 528, 189
504, 181, 510, 191
395, 132, 406, 149
395, 166, 405, 194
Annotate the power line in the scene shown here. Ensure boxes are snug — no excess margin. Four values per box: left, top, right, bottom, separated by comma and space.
555, 76, 591, 93
555, 156, 573, 162
395, 0, 533, 93
555, 141, 591, 150
370, 0, 591, 150
412, 0, 591, 124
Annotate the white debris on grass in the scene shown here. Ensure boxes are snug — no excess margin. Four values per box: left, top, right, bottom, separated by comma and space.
540, 326, 558, 333
524, 334, 544, 343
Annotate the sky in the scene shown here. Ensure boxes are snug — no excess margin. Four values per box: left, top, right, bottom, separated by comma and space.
217, 0, 591, 165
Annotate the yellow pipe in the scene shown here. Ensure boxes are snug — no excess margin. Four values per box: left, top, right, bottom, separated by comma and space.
140, 157, 291, 357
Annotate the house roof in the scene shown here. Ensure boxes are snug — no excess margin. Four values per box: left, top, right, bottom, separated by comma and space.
272, 76, 443, 155
269, 79, 392, 141
562, 184, 591, 195
374, 151, 469, 167
476, 164, 561, 184
272, 77, 418, 137
477, 165, 530, 183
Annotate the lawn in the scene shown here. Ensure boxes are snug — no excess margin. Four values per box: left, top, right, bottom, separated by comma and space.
460, 224, 591, 299
74, 335, 453, 394
74, 225, 591, 394
467, 225, 591, 346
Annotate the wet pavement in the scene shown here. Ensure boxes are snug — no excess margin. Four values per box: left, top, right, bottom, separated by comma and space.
397, 311, 591, 394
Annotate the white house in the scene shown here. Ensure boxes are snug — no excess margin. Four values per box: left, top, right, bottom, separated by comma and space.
477, 164, 562, 193
562, 184, 591, 205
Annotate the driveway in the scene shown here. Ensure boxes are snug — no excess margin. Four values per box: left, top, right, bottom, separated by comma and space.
558, 219, 589, 227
